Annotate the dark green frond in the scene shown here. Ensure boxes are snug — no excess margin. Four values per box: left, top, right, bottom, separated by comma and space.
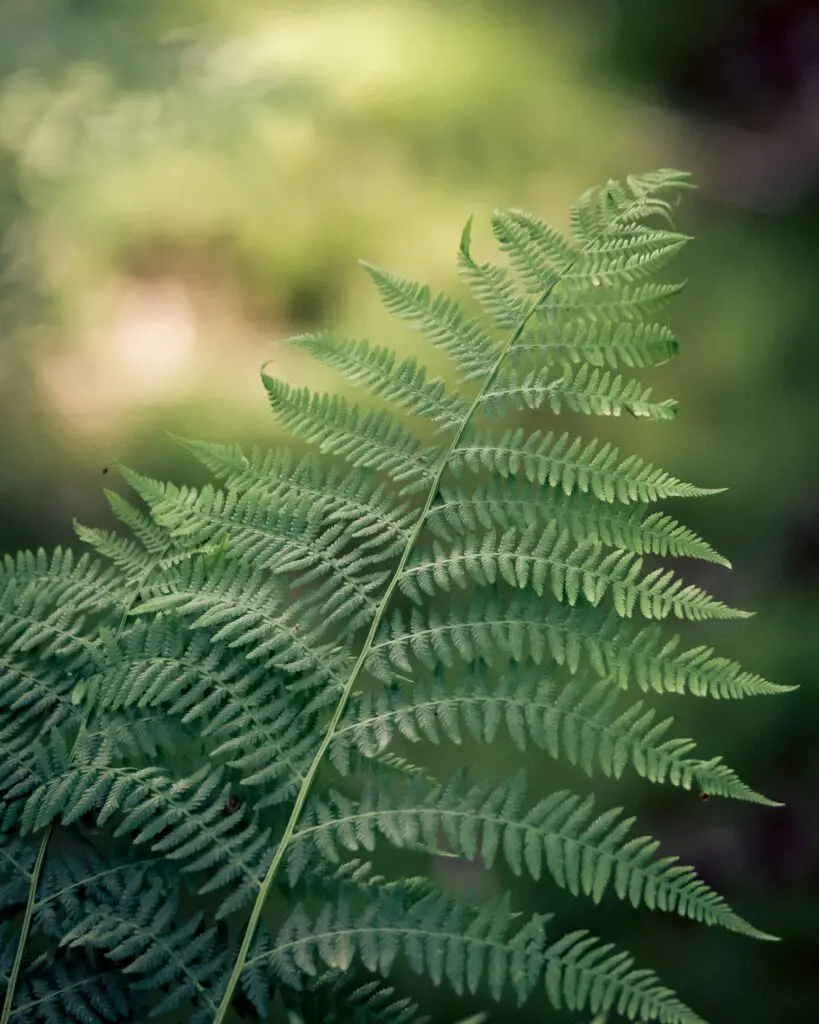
173, 441, 417, 550
61, 876, 230, 1022
0, 169, 783, 1024
0, 954, 131, 1023
258, 890, 704, 1023
140, 481, 399, 632
291, 773, 771, 938
277, 972, 430, 1024
332, 670, 774, 805
128, 555, 353, 689
0, 549, 118, 662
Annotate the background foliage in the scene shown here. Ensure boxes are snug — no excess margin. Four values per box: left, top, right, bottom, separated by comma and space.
1, 1, 816, 1021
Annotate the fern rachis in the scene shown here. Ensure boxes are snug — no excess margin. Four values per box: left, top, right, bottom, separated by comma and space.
0, 170, 790, 1024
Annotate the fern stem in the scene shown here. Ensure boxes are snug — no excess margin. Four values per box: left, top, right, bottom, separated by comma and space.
0, 825, 52, 1024
212, 267, 569, 1023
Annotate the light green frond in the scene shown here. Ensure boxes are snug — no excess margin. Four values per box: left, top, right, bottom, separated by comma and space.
263, 378, 437, 492
289, 333, 468, 430
103, 490, 173, 555
457, 216, 528, 331
398, 524, 747, 621
111, 464, 170, 508
362, 260, 498, 381
72, 524, 154, 584
589, 617, 794, 699
569, 171, 694, 248
482, 364, 678, 421
364, 597, 782, 701
542, 925, 704, 1023
448, 427, 722, 504
512, 318, 678, 370
426, 482, 730, 566
560, 234, 689, 292
546, 281, 685, 325
490, 210, 575, 295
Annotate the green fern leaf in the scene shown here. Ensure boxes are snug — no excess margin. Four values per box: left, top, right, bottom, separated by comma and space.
362, 261, 498, 381
0, 169, 786, 1024
290, 333, 468, 429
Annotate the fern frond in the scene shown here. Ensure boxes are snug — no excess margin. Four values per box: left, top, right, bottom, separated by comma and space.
21, 753, 275, 922
398, 525, 747, 621
60, 876, 230, 1022
127, 556, 352, 694
511, 318, 678, 370
263, 379, 437, 492
259, 889, 704, 1023
289, 334, 469, 430
559, 236, 689, 292
362, 262, 497, 381
546, 281, 686, 325
364, 597, 783, 700
457, 217, 528, 331
427, 482, 729, 566
331, 670, 774, 805
490, 209, 575, 294
255, 967, 430, 1024
0, 954, 131, 1023
140, 481, 399, 632
0, 549, 117, 662
0, 169, 784, 1024
482, 364, 677, 421
569, 171, 694, 247
175, 441, 417, 550
448, 428, 721, 504
290, 773, 771, 938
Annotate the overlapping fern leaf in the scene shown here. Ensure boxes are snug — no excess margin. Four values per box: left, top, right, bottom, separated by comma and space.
0, 170, 790, 1024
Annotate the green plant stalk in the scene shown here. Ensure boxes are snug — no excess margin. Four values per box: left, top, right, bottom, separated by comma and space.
0, 828, 52, 1024
212, 260, 572, 1023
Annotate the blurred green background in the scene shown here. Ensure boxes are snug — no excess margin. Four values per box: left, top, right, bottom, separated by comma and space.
1, 1, 816, 1021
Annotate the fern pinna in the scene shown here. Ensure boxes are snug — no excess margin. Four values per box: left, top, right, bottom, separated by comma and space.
0, 170, 790, 1024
